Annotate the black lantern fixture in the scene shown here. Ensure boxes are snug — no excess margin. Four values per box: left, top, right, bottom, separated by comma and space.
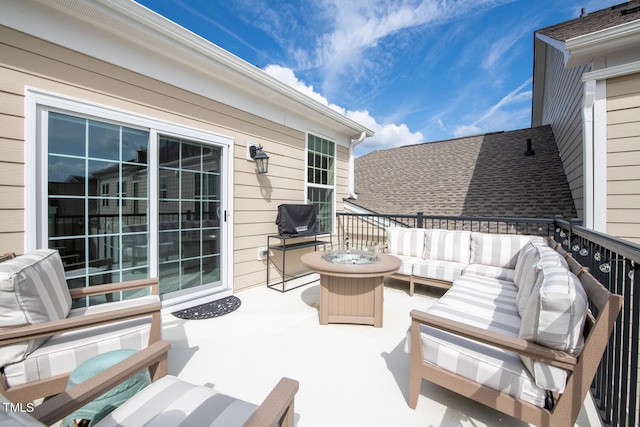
249, 144, 269, 174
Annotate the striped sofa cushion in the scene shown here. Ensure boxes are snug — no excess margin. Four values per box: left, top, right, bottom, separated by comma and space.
519, 267, 588, 392
3, 296, 158, 387
406, 275, 548, 407
412, 260, 467, 283
423, 230, 471, 263
94, 375, 257, 427
390, 255, 422, 276
462, 264, 515, 281
0, 249, 72, 367
386, 227, 425, 258
470, 233, 546, 269
514, 242, 568, 316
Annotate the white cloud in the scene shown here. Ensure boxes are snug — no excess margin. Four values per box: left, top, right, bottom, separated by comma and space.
264, 64, 424, 154
453, 77, 532, 138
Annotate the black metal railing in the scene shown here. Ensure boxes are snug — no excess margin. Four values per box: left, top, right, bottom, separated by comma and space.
336, 212, 639, 427
554, 217, 639, 427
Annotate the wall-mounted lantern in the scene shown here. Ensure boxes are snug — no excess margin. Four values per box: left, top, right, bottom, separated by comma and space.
249, 144, 269, 174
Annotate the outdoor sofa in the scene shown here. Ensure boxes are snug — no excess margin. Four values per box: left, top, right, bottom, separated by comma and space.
384, 227, 623, 426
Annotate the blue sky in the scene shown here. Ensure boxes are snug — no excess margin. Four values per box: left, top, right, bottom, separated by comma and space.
137, 0, 620, 156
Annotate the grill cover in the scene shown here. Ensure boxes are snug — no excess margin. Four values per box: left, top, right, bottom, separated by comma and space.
275, 204, 317, 236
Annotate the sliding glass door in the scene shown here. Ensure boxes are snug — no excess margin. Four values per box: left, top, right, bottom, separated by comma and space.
40, 106, 228, 306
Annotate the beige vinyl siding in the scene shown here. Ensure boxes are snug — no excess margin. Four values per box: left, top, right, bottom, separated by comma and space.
606, 72, 640, 245
539, 45, 589, 220
0, 25, 351, 291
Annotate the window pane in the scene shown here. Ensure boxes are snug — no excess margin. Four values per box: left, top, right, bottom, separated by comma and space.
48, 156, 86, 196
122, 128, 148, 164
49, 113, 85, 156
88, 120, 120, 161
159, 137, 180, 167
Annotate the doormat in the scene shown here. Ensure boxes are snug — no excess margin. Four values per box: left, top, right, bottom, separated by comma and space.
171, 296, 241, 320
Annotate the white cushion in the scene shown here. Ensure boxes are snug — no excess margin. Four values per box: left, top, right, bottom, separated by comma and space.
519, 267, 588, 392
514, 242, 568, 316
412, 260, 466, 282
423, 229, 471, 263
94, 376, 257, 427
386, 227, 425, 258
463, 264, 515, 281
470, 233, 546, 269
0, 250, 72, 367
389, 255, 422, 276
3, 296, 158, 387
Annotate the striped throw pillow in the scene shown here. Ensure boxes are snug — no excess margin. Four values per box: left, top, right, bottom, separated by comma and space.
470, 233, 546, 269
386, 227, 425, 258
519, 266, 588, 392
423, 229, 471, 262
0, 249, 72, 367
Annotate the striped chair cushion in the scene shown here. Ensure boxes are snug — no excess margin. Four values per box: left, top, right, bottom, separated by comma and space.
0, 249, 72, 367
390, 255, 422, 276
470, 233, 546, 269
423, 230, 471, 263
406, 275, 547, 407
3, 296, 158, 387
94, 375, 257, 427
412, 260, 467, 283
514, 242, 568, 316
462, 264, 515, 281
386, 227, 425, 258
519, 267, 588, 392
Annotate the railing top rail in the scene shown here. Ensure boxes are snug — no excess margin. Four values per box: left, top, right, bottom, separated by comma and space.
556, 221, 640, 263
338, 212, 555, 224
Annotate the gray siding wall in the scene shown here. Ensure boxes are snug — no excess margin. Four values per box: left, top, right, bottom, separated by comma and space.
540, 46, 590, 220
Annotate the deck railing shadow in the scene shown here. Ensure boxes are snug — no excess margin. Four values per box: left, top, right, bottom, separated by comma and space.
336, 212, 639, 427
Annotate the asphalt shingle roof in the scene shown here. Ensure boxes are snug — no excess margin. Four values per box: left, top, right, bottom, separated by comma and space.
537, 0, 640, 42
351, 125, 578, 220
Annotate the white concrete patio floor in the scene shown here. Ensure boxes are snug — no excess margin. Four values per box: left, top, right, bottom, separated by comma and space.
161, 278, 602, 427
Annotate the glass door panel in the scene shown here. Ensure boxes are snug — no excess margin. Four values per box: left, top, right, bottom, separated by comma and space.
158, 136, 222, 298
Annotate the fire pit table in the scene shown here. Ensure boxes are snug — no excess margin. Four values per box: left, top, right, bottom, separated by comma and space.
300, 250, 401, 327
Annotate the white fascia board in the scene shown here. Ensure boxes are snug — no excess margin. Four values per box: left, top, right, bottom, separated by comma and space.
583, 59, 640, 81
565, 20, 640, 68
3, 0, 373, 143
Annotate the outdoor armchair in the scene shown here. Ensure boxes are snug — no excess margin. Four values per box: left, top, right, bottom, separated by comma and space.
0, 249, 164, 403
0, 340, 299, 427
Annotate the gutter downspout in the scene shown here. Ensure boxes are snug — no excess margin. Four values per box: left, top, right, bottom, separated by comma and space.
349, 132, 367, 199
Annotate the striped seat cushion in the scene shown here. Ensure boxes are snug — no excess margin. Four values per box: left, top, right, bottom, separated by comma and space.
386, 227, 425, 257
514, 242, 568, 316
406, 275, 547, 407
412, 259, 467, 282
423, 230, 471, 262
390, 255, 422, 276
94, 375, 258, 427
3, 296, 158, 387
462, 264, 515, 281
0, 249, 72, 367
519, 267, 588, 392
470, 233, 546, 269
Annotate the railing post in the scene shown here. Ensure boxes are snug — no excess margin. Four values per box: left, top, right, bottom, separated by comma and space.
416, 212, 423, 229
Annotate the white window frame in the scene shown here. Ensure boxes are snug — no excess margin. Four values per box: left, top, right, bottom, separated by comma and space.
305, 131, 337, 233
24, 88, 235, 303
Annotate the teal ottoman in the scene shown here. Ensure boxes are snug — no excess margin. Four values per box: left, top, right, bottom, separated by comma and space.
64, 349, 151, 427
